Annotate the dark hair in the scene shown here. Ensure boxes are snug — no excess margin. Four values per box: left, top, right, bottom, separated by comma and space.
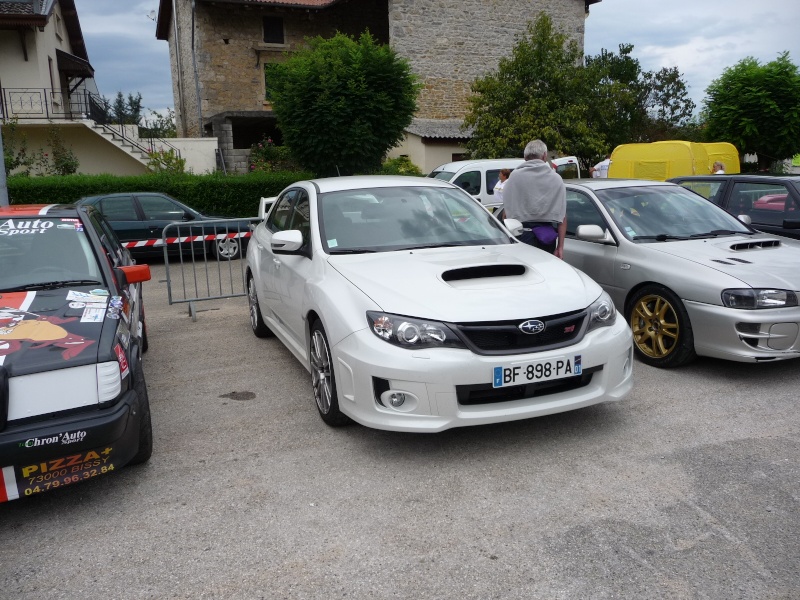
500, 168, 512, 178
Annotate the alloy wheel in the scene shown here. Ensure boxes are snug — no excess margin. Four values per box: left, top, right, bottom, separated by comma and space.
630, 294, 680, 359
310, 330, 332, 414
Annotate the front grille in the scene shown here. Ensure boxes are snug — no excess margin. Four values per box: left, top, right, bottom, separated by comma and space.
452, 309, 587, 355
456, 367, 600, 406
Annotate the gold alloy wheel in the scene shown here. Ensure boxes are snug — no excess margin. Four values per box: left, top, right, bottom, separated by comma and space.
630, 294, 680, 359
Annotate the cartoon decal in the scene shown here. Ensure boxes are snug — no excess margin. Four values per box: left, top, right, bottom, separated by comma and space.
0, 292, 96, 361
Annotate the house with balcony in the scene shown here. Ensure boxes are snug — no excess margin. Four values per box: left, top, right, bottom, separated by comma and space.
0, 0, 188, 175
156, 0, 600, 174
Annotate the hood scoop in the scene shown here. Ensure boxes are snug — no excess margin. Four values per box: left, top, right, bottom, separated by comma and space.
729, 239, 781, 251
442, 264, 526, 282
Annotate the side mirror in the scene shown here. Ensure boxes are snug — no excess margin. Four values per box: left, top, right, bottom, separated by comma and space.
782, 218, 800, 230
737, 214, 752, 226
271, 230, 304, 253
116, 264, 151, 286
504, 218, 524, 236
576, 224, 614, 244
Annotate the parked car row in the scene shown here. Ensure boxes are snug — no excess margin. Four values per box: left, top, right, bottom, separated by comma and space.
4, 171, 800, 501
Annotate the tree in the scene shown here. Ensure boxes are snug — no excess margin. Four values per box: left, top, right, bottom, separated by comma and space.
102, 91, 144, 125
584, 45, 695, 151
704, 52, 800, 169
267, 32, 419, 176
463, 13, 606, 161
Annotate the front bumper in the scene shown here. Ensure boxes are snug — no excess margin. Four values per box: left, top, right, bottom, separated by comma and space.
331, 316, 633, 432
0, 389, 144, 502
686, 301, 800, 362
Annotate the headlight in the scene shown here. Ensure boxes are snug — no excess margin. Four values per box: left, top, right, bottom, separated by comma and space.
587, 291, 616, 331
721, 288, 799, 309
367, 311, 466, 349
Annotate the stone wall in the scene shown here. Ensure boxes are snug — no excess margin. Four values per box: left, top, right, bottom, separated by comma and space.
172, 0, 388, 137
388, 0, 588, 119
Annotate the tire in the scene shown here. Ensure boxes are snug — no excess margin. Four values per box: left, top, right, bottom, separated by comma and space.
214, 237, 240, 261
128, 360, 153, 465
247, 275, 273, 338
627, 284, 696, 368
309, 319, 350, 427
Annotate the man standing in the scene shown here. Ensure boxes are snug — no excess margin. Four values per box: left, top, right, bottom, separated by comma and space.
502, 139, 567, 258
590, 154, 611, 178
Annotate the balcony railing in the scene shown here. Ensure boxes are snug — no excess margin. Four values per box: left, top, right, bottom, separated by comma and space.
0, 87, 180, 159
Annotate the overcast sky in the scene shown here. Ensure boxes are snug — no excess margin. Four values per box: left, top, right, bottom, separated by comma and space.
73, 0, 800, 117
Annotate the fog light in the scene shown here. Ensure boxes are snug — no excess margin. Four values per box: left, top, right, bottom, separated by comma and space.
388, 392, 406, 407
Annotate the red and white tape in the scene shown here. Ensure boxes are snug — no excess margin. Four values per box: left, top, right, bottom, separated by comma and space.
123, 231, 251, 249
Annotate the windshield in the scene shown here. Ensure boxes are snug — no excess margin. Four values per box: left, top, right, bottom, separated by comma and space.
318, 186, 513, 253
595, 185, 754, 241
0, 218, 105, 291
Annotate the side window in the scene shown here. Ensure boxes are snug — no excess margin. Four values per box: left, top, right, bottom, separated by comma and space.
453, 171, 481, 195
678, 180, 724, 204
138, 194, 186, 221
267, 189, 297, 232
88, 212, 122, 268
486, 170, 500, 195
566, 190, 607, 237
729, 182, 792, 226
99, 196, 138, 221
288, 191, 311, 248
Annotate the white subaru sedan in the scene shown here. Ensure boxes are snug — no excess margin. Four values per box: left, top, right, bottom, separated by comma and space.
246, 176, 633, 432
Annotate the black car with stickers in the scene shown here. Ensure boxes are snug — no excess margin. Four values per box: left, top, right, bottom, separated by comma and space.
0, 204, 152, 502
76, 192, 255, 260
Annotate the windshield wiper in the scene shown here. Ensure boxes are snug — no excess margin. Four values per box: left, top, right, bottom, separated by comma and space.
402, 243, 468, 250
2, 279, 103, 292
328, 248, 378, 254
690, 230, 757, 238
631, 234, 689, 242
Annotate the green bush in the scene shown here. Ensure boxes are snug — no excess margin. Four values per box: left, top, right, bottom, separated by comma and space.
6, 171, 313, 217
374, 156, 424, 176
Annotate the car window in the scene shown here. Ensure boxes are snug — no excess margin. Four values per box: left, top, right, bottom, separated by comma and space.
595, 185, 751, 241
88, 211, 124, 267
428, 170, 455, 181
677, 180, 726, 204
486, 170, 500, 195
556, 163, 580, 180
452, 171, 481, 195
728, 182, 796, 226
267, 189, 297, 233
288, 190, 311, 248
566, 190, 607, 236
319, 186, 511, 252
138, 194, 186, 221
0, 217, 104, 290
99, 196, 138, 221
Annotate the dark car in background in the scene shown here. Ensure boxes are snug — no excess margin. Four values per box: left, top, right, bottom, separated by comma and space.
668, 174, 800, 240
76, 192, 255, 260
0, 204, 152, 502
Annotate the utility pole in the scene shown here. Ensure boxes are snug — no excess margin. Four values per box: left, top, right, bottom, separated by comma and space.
0, 122, 9, 207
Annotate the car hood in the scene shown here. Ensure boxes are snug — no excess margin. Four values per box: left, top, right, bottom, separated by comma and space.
0, 287, 114, 377
648, 235, 800, 289
327, 244, 599, 321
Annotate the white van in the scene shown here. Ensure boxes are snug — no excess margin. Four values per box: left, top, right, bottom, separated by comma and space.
428, 157, 581, 205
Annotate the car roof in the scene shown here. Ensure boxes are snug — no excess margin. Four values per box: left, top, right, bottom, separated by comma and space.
669, 174, 800, 182
309, 175, 462, 194
0, 204, 83, 218
430, 158, 524, 172
566, 179, 679, 191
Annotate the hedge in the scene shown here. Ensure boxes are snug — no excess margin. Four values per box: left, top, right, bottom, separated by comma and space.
5, 171, 314, 217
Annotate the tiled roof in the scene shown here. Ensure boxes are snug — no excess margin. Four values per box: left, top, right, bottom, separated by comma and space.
405, 118, 473, 140
0, 2, 36, 16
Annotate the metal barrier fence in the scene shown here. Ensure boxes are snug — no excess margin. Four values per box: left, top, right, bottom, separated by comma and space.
160, 218, 260, 321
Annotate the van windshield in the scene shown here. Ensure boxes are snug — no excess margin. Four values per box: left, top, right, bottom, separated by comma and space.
428, 171, 455, 181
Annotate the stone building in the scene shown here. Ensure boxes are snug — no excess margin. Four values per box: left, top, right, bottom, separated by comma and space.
156, 0, 600, 172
